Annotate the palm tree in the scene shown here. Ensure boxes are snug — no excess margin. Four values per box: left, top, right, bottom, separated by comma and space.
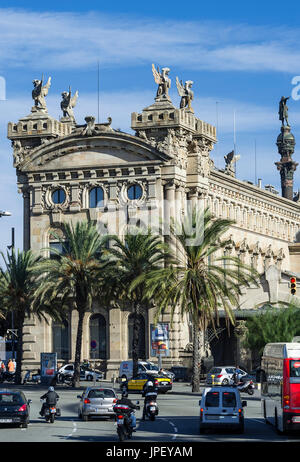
104, 227, 173, 378
35, 221, 108, 388
144, 207, 259, 392
0, 249, 53, 384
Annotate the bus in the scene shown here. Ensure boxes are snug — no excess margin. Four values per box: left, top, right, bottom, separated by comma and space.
261, 342, 300, 433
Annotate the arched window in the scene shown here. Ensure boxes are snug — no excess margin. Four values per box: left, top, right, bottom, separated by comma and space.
127, 184, 142, 200
89, 187, 104, 208
52, 320, 69, 360
128, 313, 146, 359
89, 314, 107, 359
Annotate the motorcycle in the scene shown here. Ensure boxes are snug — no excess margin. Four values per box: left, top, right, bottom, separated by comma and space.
143, 392, 159, 421
58, 373, 73, 386
113, 402, 140, 442
41, 398, 61, 423
237, 379, 255, 395
229, 377, 255, 395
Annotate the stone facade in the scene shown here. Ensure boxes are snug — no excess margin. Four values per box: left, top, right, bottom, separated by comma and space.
7, 81, 300, 378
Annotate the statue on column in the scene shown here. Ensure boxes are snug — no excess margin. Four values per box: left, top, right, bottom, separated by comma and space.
176, 77, 194, 112
152, 64, 171, 100
32, 75, 51, 111
60, 87, 79, 120
279, 96, 290, 127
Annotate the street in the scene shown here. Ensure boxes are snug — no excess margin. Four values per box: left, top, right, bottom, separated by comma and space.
0, 381, 300, 443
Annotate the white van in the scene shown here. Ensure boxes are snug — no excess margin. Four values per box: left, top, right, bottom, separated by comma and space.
119, 361, 159, 381
199, 386, 247, 434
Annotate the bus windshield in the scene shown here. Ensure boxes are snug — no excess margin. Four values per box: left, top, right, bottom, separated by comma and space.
290, 360, 300, 377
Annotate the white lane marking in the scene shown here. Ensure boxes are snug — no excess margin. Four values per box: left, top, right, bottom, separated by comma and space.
251, 418, 267, 425
67, 420, 77, 439
161, 418, 178, 440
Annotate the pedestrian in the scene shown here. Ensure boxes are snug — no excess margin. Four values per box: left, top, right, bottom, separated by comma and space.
235, 366, 242, 384
0, 361, 5, 380
0, 361, 5, 373
7, 359, 15, 374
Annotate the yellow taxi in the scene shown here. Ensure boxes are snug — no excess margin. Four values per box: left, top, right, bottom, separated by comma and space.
122, 373, 172, 394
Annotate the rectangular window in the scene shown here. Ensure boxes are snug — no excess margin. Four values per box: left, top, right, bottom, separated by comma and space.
49, 241, 69, 259
222, 392, 237, 408
205, 392, 220, 407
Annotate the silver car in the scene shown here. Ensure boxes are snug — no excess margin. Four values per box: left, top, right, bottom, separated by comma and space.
77, 387, 118, 421
205, 366, 247, 386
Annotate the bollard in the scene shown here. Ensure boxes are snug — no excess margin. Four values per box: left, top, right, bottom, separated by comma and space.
211, 374, 215, 386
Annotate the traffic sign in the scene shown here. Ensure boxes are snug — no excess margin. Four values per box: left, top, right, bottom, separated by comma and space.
91, 340, 97, 350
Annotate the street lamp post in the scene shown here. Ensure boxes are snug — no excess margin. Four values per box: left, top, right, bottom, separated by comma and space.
7, 228, 15, 360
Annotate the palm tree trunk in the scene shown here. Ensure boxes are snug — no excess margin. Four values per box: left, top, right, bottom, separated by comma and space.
132, 302, 140, 377
192, 323, 201, 392
73, 310, 85, 388
15, 313, 25, 385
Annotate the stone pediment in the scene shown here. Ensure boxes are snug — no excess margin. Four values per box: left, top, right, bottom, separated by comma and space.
19, 132, 171, 172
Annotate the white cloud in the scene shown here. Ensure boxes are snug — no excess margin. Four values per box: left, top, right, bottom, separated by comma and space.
0, 9, 300, 73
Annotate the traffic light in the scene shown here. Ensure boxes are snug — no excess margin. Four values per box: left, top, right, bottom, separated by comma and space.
290, 277, 297, 295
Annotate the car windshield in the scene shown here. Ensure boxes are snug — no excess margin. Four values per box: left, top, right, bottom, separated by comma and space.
0, 393, 23, 405
222, 392, 237, 407
209, 368, 222, 375
205, 392, 219, 407
88, 389, 115, 399
145, 364, 159, 371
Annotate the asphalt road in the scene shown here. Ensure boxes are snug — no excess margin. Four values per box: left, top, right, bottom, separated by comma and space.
0, 381, 300, 443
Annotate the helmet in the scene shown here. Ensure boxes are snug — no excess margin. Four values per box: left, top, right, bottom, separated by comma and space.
122, 390, 128, 398
146, 381, 154, 387
48, 386, 54, 392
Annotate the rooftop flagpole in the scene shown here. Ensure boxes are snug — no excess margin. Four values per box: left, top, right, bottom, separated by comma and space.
97, 61, 100, 123
233, 109, 237, 177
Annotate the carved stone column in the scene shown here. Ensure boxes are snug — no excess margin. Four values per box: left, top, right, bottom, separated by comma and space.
22, 186, 31, 251
164, 180, 176, 238
187, 186, 199, 210
106, 306, 123, 380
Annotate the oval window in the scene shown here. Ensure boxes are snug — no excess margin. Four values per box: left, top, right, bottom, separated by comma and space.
52, 188, 66, 204
127, 184, 142, 200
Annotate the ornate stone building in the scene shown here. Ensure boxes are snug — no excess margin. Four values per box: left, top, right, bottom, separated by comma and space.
7, 71, 300, 377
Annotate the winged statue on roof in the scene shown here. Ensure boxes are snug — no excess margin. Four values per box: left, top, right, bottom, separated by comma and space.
176, 77, 194, 112
32, 75, 51, 111
152, 64, 171, 100
224, 150, 240, 177
60, 87, 79, 120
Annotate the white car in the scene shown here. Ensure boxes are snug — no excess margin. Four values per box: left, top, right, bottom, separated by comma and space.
58, 364, 103, 382
205, 366, 248, 386
199, 386, 247, 434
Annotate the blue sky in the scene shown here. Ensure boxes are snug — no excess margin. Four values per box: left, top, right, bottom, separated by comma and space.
1, 0, 300, 254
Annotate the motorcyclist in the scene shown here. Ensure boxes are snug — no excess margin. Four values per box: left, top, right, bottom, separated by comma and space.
116, 390, 139, 431
40, 386, 59, 417
142, 379, 158, 420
